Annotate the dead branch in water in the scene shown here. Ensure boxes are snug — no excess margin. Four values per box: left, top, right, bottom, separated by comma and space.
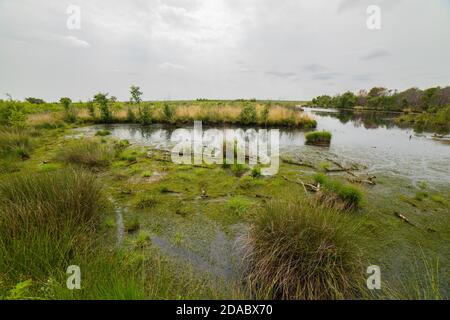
281, 157, 317, 169
394, 211, 416, 227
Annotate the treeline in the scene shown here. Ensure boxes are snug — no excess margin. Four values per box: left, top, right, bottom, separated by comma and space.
309, 86, 450, 113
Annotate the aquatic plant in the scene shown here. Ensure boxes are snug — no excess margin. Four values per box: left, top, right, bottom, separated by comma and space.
305, 131, 332, 146
95, 129, 111, 136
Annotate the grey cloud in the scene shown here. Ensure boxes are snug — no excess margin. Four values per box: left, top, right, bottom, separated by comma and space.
361, 49, 390, 61
302, 64, 328, 73
312, 72, 342, 81
265, 71, 297, 79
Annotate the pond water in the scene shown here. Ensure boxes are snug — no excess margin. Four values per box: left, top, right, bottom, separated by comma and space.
74, 108, 450, 186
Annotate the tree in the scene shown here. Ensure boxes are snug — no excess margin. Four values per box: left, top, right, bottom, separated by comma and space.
130, 85, 144, 123
60, 97, 76, 123
94, 93, 111, 123
60, 97, 72, 111
25, 97, 45, 105
337, 92, 357, 109
130, 85, 143, 104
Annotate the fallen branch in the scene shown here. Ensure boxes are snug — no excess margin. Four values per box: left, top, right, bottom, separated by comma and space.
394, 212, 416, 227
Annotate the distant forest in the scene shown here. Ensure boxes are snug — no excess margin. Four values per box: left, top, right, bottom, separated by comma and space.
309, 86, 450, 113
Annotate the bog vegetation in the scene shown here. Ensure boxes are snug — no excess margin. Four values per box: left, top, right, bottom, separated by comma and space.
0, 85, 447, 300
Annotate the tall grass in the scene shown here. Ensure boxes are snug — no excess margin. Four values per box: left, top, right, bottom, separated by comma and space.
57, 139, 114, 168
242, 196, 363, 300
0, 126, 33, 159
305, 131, 332, 146
314, 173, 363, 210
0, 169, 108, 286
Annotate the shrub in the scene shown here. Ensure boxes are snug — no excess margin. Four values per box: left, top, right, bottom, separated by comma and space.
305, 131, 332, 146
95, 129, 111, 137
251, 166, 261, 178
240, 103, 257, 125
127, 107, 136, 123
243, 197, 362, 299
57, 139, 114, 168
313, 173, 363, 209
94, 93, 112, 123
140, 105, 151, 125
163, 103, 174, 123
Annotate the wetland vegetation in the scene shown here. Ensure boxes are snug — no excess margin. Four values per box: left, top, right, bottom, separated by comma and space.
0, 87, 448, 300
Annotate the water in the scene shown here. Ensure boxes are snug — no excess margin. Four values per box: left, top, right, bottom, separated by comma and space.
74, 108, 450, 186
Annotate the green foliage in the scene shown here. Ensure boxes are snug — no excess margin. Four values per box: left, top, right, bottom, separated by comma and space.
57, 139, 114, 168
0, 169, 107, 285
251, 166, 261, 178
243, 197, 362, 299
0, 126, 32, 160
127, 106, 136, 122
260, 104, 270, 125
313, 173, 363, 209
305, 131, 332, 145
240, 102, 257, 125
25, 97, 45, 105
94, 93, 112, 123
227, 196, 252, 217
140, 105, 151, 125
95, 129, 111, 137
130, 85, 143, 104
87, 100, 96, 119
163, 103, 174, 123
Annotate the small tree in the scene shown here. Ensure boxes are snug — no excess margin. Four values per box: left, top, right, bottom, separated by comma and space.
260, 103, 270, 126
94, 93, 111, 123
60, 97, 76, 123
240, 102, 257, 125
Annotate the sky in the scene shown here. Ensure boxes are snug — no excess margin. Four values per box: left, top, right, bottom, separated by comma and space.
0, 0, 449, 101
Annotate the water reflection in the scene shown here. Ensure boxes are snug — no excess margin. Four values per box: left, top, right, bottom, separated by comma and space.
74, 109, 450, 186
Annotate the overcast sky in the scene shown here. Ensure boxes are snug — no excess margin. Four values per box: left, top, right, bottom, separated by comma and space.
1, 0, 449, 101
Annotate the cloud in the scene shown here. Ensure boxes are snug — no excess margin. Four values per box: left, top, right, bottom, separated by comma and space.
302, 64, 328, 73
158, 62, 186, 70
312, 72, 342, 81
361, 49, 389, 61
59, 35, 90, 48
265, 71, 297, 79
0, 0, 449, 101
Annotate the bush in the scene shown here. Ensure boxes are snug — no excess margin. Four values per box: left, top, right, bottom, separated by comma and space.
240, 103, 257, 125
140, 105, 151, 125
243, 197, 362, 299
313, 173, 363, 209
95, 129, 111, 137
163, 103, 174, 123
305, 131, 332, 146
57, 139, 114, 168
